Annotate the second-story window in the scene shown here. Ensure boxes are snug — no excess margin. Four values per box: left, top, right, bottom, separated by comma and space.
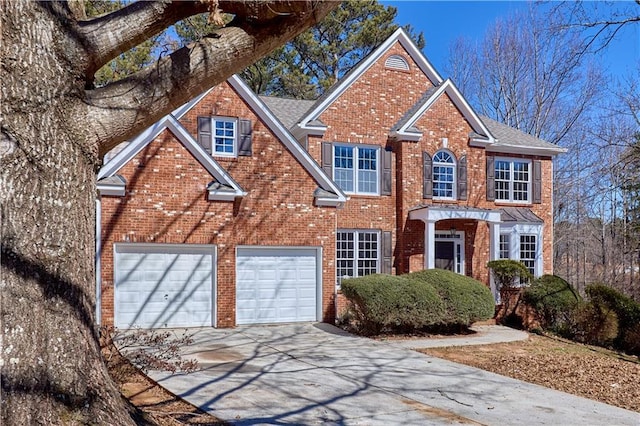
213, 118, 237, 156
433, 151, 456, 199
333, 145, 379, 195
495, 158, 531, 203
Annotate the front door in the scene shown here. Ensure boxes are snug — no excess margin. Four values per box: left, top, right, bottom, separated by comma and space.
435, 241, 454, 271
434, 232, 464, 274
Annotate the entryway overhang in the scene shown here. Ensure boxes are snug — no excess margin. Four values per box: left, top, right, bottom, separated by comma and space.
408, 205, 502, 271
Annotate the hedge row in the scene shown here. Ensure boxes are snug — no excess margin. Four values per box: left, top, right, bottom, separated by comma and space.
522, 276, 640, 355
340, 269, 494, 336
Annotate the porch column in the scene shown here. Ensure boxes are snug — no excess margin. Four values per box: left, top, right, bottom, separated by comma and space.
424, 220, 436, 270
489, 222, 500, 261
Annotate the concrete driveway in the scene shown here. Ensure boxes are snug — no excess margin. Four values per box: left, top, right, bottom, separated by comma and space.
136, 323, 639, 425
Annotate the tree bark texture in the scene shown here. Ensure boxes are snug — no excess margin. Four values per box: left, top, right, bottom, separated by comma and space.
0, 1, 336, 423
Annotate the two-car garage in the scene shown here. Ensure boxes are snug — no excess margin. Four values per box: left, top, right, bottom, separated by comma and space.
113, 244, 321, 328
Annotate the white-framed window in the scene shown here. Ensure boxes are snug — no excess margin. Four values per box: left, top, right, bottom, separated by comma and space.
520, 234, 537, 275
213, 117, 237, 157
433, 150, 456, 199
498, 225, 542, 277
499, 234, 510, 259
336, 230, 380, 284
333, 145, 379, 195
495, 158, 531, 203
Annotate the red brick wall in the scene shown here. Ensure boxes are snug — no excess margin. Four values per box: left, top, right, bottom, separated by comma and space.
100, 82, 337, 327
306, 40, 555, 285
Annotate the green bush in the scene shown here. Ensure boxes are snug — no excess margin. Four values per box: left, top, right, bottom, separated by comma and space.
406, 269, 495, 326
487, 259, 533, 290
586, 284, 640, 354
566, 302, 619, 347
522, 275, 581, 330
340, 274, 445, 335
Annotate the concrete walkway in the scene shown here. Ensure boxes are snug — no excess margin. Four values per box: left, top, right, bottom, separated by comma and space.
132, 324, 639, 425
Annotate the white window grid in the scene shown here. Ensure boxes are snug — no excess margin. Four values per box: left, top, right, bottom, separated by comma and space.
495, 158, 531, 202
336, 230, 380, 285
520, 234, 537, 275
499, 234, 510, 259
333, 144, 379, 195
213, 118, 237, 156
433, 151, 456, 199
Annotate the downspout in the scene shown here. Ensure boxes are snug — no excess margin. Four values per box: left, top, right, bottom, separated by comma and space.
95, 197, 101, 327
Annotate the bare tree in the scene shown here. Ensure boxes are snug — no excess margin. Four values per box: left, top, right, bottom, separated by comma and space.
0, 1, 337, 423
446, 5, 602, 145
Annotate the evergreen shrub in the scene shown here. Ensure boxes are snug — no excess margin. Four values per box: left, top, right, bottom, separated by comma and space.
522, 275, 581, 330
406, 269, 495, 326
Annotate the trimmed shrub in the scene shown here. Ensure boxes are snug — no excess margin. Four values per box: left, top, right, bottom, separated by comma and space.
586, 284, 640, 354
522, 275, 581, 330
340, 274, 445, 335
406, 269, 495, 326
566, 302, 619, 347
488, 259, 533, 290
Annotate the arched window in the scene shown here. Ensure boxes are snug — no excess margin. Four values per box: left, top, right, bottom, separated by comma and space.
433, 151, 456, 199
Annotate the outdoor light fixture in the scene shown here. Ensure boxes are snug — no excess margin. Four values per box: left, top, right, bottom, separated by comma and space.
449, 227, 456, 237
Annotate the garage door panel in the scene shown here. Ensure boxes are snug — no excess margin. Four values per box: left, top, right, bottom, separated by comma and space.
236, 247, 319, 325
115, 245, 215, 328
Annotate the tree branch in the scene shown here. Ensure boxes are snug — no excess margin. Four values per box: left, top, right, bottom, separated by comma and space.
78, 1, 209, 76
84, 1, 338, 156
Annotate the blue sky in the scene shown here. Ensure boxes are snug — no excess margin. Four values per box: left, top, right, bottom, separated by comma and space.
384, 1, 639, 80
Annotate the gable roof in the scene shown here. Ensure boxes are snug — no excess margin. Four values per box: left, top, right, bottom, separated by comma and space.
292, 28, 443, 139
99, 76, 347, 207
97, 114, 246, 201
390, 79, 495, 146
226, 76, 347, 207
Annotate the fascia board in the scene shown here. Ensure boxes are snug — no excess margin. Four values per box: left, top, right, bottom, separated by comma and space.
97, 114, 246, 198
171, 88, 213, 119
228, 75, 347, 204
486, 143, 567, 157
98, 117, 172, 180
399, 80, 495, 144
389, 130, 422, 142
96, 183, 125, 197
163, 115, 246, 196
299, 28, 443, 128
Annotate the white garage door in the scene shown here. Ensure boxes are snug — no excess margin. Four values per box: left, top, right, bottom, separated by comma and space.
236, 247, 319, 325
114, 244, 215, 328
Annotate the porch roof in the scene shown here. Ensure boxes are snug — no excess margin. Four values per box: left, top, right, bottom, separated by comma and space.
409, 204, 502, 224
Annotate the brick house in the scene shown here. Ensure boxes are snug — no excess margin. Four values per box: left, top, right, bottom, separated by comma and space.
96, 29, 565, 328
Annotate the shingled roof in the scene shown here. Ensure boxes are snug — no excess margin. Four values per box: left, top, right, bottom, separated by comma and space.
480, 115, 566, 154
260, 96, 315, 130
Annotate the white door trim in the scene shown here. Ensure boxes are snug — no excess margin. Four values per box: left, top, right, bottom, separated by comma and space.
434, 231, 465, 275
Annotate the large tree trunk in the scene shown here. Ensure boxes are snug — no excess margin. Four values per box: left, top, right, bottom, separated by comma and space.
1, 2, 135, 424
1, 1, 337, 423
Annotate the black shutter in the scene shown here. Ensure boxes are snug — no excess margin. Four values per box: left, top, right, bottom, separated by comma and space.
457, 155, 468, 201
486, 155, 495, 201
381, 231, 392, 274
423, 152, 432, 199
238, 119, 252, 156
533, 159, 542, 204
380, 148, 392, 195
321, 142, 333, 177
197, 116, 212, 154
